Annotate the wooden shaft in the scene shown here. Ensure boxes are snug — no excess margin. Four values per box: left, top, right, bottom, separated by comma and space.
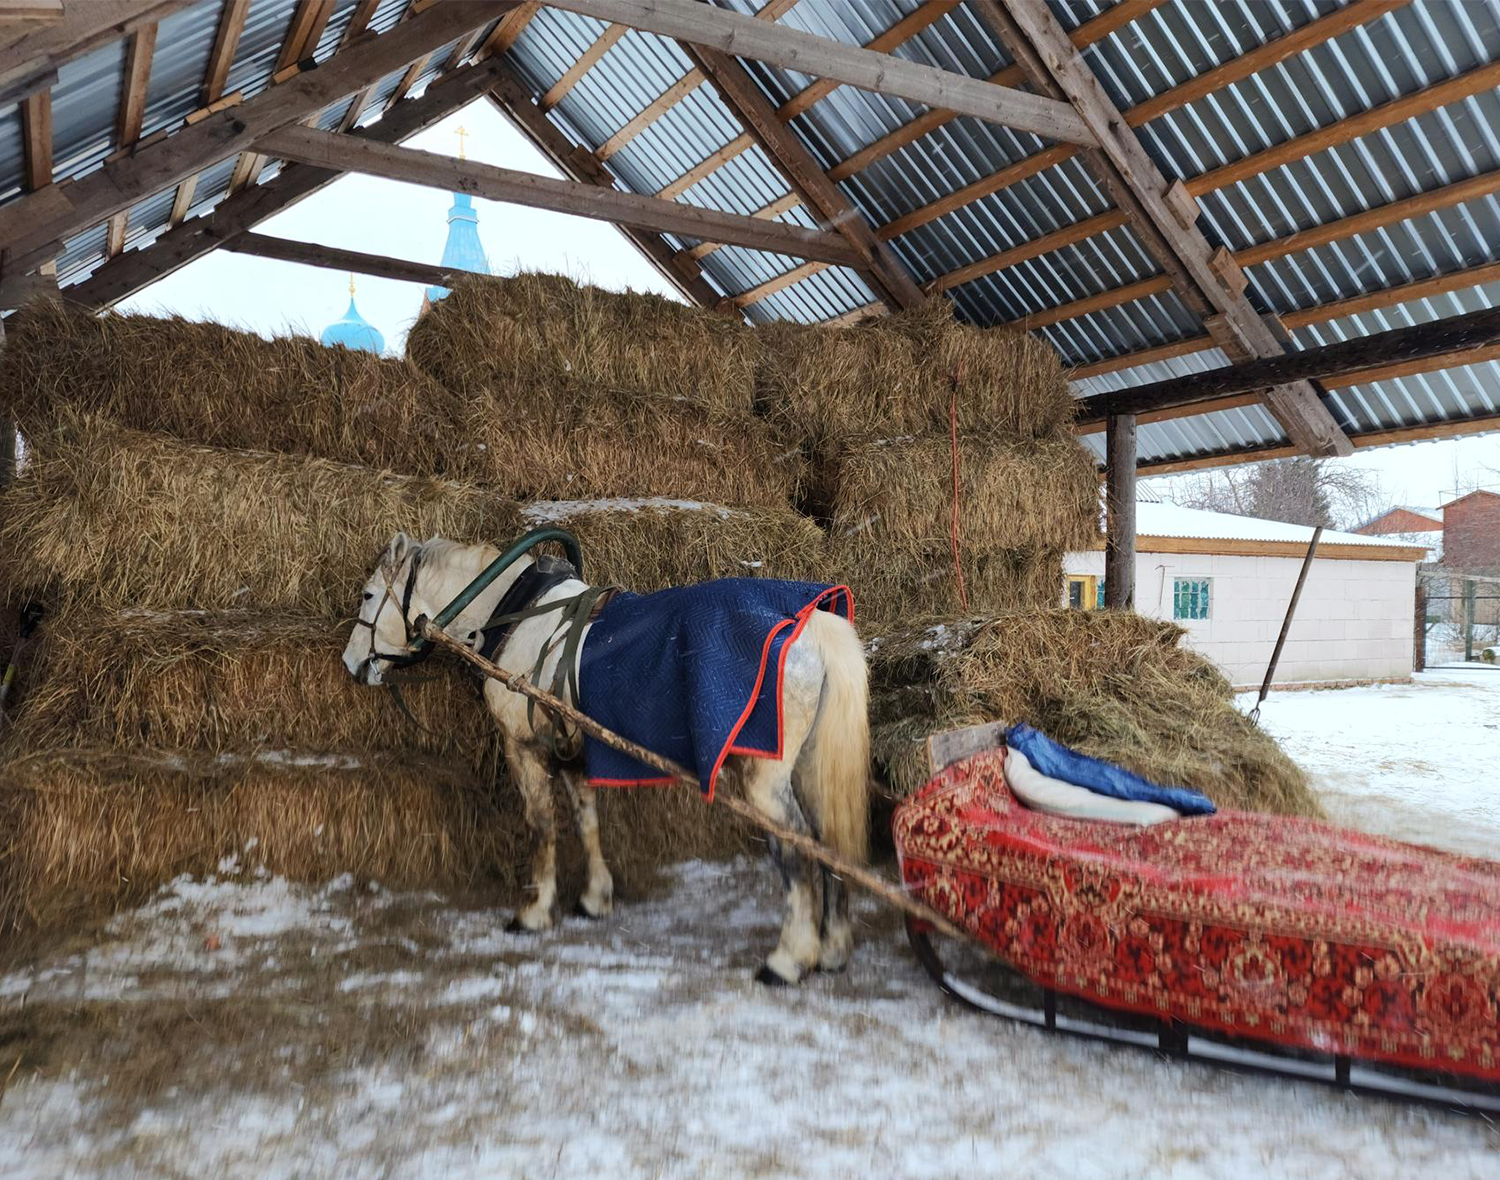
225, 231, 469, 287
1256, 526, 1322, 708
1412, 583, 1426, 674
1104, 412, 1136, 609
413, 616, 971, 942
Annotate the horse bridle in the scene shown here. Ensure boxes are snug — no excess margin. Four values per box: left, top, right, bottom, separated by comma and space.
352, 547, 432, 672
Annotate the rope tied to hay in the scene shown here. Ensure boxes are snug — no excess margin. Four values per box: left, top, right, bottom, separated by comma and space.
948, 365, 969, 611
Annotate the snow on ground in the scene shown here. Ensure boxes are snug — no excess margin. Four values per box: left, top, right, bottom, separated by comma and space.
2, 674, 1498, 1179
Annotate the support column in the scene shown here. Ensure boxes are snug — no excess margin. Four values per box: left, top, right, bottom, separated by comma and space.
1464, 578, 1476, 662
1104, 411, 1136, 609
0, 313, 12, 490
1412, 582, 1426, 673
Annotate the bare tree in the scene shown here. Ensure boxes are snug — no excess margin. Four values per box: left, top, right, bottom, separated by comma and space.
1174, 457, 1387, 529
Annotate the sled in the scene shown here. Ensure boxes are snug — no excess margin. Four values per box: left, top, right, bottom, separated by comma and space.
893, 724, 1500, 1117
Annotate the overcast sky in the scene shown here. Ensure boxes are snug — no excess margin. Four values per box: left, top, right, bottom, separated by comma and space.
118, 96, 1498, 515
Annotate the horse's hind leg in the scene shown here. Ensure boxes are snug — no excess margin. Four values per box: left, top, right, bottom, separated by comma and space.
559, 767, 613, 918
504, 735, 560, 931
742, 760, 822, 986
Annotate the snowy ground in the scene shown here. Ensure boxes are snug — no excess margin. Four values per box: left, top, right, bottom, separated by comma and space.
2, 672, 1498, 1179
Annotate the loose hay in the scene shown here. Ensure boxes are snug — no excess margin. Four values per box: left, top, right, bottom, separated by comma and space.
821, 432, 1098, 557
0, 747, 755, 933
407, 273, 757, 413
4, 610, 499, 773
756, 300, 1077, 445
867, 611, 1319, 817
831, 548, 1064, 635
0, 418, 821, 614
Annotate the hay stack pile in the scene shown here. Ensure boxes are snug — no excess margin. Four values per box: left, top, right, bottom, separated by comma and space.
756, 302, 1097, 629
867, 612, 1318, 816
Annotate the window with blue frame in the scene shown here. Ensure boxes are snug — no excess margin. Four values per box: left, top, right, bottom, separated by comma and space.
1173, 578, 1211, 620
1096, 580, 1106, 608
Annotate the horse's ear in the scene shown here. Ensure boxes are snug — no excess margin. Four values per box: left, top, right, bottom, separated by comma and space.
385, 532, 412, 565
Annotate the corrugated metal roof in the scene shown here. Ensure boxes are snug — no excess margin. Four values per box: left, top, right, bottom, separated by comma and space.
9, 0, 1500, 469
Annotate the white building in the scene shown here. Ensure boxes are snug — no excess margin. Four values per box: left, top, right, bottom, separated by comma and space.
1064, 499, 1430, 689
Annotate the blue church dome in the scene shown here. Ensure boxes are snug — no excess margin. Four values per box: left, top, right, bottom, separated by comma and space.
426, 191, 490, 303
320, 293, 385, 354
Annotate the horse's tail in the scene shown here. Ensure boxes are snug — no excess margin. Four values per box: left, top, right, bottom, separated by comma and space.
799, 609, 870, 864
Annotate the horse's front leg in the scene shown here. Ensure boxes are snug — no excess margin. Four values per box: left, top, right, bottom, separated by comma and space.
504, 736, 560, 931
559, 767, 613, 918
742, 761, 821, 986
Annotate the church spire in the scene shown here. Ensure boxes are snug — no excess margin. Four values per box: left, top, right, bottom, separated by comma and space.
320, 272, 385, 354
423, 126, 491, 310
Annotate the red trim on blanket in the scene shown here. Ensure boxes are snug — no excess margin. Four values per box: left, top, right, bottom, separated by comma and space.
587, 585, 854, 801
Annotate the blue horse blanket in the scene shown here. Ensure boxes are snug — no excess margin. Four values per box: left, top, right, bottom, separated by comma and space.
1005, 723, 1217, 817
578, 579, 854, 799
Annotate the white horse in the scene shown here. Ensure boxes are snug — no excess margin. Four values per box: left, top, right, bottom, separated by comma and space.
342, 534, 871, 985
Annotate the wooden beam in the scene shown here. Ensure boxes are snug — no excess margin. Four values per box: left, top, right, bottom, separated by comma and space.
105, 209, 128, 258
727, 259, 827, 308
657, 131, 753, 198
20, 86, 49, 190
339, 0, 381, 49
774, 1, 959, 122
0, 0, 188, 107
115, 23, 156, 147
477, 0, 538, 56
275, 0, 337, 73
541, 21, 626, 110
1082, 304, 1500, 420
927, 209, 1129, 294
482, 66, 725, 310
0, 265, 59, 310
0, 1, 64, 24
877, 145, 1072, 241
684, 41, 926, 310
258, 123, 863, 266
223, 230, 473, 286
542, 0, 1094, 145
982, 0, 1349, 457
69, 53, 520, 310
826, 0, 1164, 183
202, 0, 249, 105
684, 191, 800, 261
0, 1, 514, 275
1104, 412, 1136, 608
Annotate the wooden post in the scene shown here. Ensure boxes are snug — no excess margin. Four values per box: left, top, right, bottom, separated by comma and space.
1251, 526, 1323, 722
0, 311, 11, 490
1104, 411, 1136, 608
1413, 582, 1426, 674
1464, 578, 1476, 662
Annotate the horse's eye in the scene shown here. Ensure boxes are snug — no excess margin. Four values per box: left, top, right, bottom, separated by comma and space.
362, 591, 374, 601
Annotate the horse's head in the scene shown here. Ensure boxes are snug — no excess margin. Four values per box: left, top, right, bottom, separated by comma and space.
343, 532, 429, 686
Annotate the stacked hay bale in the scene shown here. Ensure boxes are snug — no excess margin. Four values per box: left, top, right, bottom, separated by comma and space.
867, 612, 1319, 817
756, 302, 1097, 630
0, 282, 819, 930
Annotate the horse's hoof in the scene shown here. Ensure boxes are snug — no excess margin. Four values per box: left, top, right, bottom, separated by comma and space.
504, 917, 529, 934
572, 901, 601, 921
754, 964, 793, 987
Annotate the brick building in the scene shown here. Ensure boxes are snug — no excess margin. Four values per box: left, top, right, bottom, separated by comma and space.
1439, 490, 1500, 573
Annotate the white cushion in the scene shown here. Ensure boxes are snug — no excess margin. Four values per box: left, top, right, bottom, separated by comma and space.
1005, 747, 1180, 826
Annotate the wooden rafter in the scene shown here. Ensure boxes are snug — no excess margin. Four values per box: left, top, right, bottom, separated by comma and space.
981, 0, 1348, 456
728, 259, 827, 309
234, 0, 340, 195
224, 230, 477, 286
259, 124, 864, 266
340, 0, 381, 48
542, 0, 1093, 145
595, 0, 799, 161
477, 0, 538, 57
874, 0, 1406, 245
172, 0, 249, 228
482, 66, 725, 310
20, 86, 50, 191
541, 21, 627, 110
115, 22, 156, 147
0, 0, 188, 107
0, 1, 513, 275
657, 131, 753, 198
683, 41, 926, 311
684, 192, 799, 261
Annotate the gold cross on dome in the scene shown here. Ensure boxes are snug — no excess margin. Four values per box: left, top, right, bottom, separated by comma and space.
455, 125, 469, 160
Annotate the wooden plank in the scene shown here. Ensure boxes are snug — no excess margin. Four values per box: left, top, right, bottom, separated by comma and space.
339, 0, 381, 49
1082, 304, 1500, 418
0, 265, 59, 310
227, 149, 265, 194
0, 1, 514, 274
541, 21, 626, 110
684, 192, 800, 260
105, 209, 128, 258
275, 0, 337, 73
1349, 411, 1500, 449
825, 0, 1163, 183
1321, 340, 1500, 390
0, 0, 188, 107
1070, 334, 1214, 380
656, 132, 752, 198
482, 65, 726, 311
1020, 274, 1173, 329
224, 230, 474, 286
927, 722, 1008, 774
167, 173, 197, 227
773, 1, 959, 122
543, 0, 1094, 144
20, 85, 49, 190
927, 208, 1128, 294
875, 145, 1072, 240
116, 23, 156, 147
477, 0, 538, 56
685, 42, 926, 310
1087, 533, 1430, 562
72, 55, 518, 310
1104, 411, 1137, 607
1076, 391, 1264, 433
203, 0, 249, 104
258, 123, 864, 266
0, 1, 64, 23
728, 259, 827, 307
823, 299, 886, 326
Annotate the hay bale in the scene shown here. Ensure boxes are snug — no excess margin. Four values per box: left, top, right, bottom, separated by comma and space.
3, 298, 481, 479
522, 497, 825, 592
407, 273, 757, 413
867, 611, 1318, 817
3, 300, 796, 507
3, 610, 499, 773
0, 418, 821, 614
756, 301, 1077, 444
0, 746, 755, 931
821, 432, 1098, 558
832, 548, 1063, 634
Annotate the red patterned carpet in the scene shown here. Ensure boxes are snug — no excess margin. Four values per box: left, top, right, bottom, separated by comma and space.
895, 748, 1500, 1081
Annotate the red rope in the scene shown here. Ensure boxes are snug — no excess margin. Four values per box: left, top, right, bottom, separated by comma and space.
948, 367, 969, 611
